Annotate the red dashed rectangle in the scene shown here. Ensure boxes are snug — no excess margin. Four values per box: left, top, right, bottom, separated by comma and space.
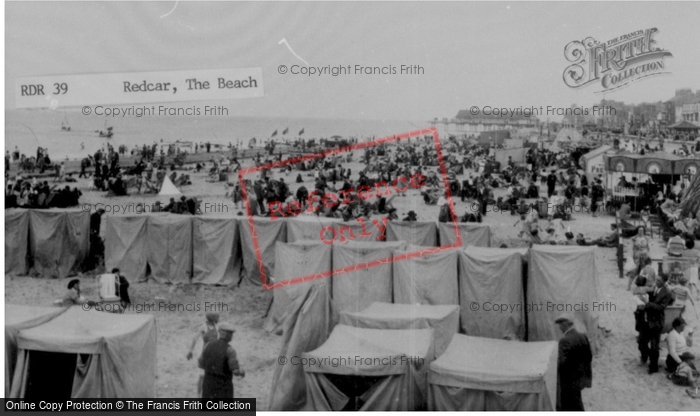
238, 127, 461, 289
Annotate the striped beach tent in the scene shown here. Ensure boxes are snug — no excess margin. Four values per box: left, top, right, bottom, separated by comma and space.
681, 171, 700, 218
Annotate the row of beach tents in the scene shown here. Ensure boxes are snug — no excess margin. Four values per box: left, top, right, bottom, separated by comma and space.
5, 209, 491, 285
266, 239, 601, 411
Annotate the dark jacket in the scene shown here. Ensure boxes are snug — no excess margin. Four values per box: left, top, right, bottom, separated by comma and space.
558, 328, 593, 391
645, 285, 675, 328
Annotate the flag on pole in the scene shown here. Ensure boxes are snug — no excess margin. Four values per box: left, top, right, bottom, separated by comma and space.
271, 130, 277, 137
299, 128, 304, 135
282, 127, 289, 135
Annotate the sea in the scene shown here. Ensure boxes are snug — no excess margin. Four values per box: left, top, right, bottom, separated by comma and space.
5, 109, 428, 160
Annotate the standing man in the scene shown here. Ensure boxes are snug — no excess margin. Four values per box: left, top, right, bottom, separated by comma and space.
88, 208, 106, 269
546, 170, 557, 199
591, 179, 602, 217
199, 322, 245, 398
188, 313, 220, 396
555, 315, 592, 411
640, 274, 675, 374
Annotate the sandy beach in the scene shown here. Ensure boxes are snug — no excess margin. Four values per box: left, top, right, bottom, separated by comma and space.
5, 153, 700, 410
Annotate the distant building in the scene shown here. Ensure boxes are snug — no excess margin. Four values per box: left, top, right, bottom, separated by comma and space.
666, 88, 700, 123
431, 110, 539, 136
681, 103, 700, 126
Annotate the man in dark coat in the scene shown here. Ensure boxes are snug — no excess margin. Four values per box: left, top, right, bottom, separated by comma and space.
639, 274, 675, 373
112, 268, 130, 307
88, 209, 106, 269
555, 314, 592, 411
199, 322, 245, 398
546, 170, 557, 198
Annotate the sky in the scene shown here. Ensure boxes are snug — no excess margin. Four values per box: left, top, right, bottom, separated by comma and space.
5, 2, 700, 122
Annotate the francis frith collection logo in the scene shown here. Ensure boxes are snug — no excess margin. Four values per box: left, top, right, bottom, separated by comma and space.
563, 28, 672, 93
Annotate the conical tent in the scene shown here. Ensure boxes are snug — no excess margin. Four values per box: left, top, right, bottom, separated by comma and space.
5, 305, 67, 396
158, 176, 181, 196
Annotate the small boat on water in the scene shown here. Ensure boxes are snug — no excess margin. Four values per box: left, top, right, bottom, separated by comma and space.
61, 113, 71, 131
97, 125, 113, 138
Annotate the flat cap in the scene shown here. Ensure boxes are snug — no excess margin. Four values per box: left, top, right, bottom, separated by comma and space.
554, 314, 573, 324
218, 322, 235, 333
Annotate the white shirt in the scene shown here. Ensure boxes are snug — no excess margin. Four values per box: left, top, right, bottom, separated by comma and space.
667, 329, 688, 363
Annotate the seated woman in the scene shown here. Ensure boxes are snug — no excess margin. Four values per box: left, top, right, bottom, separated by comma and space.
59, 279, 96, 307
666, 318, 696, 374
590, 224, 620, 247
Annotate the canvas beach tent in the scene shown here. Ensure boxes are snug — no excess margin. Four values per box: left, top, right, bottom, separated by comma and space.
331, 240, 408, 314
386, 220, 438, 247
238, 217, 287, 286
303, 325, 434, 411
104, 215, 149, 282
145, 215, 193, 284
438, 222, 492, 247
339, 302, 459, 358
267, 241, 333, 411
527, 245, 601, 352
265, 241, 332, 335
28, 210, 90, 278
192, 216, 242, 285
5, 209, 29, 275
392, 247, 459, 306
458, 247, 528, 340
286, 216, 386, 244
285, 216, 337, 243
5, 305, 67, 396
10, 306, 156, 398
158, 175, 181, 196
428, 334, 558, 410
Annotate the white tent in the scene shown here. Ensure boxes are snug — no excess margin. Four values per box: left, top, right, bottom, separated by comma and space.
428, 334, 558, 410
158, 176, 181, 196
303, 325, 434, 411
10, 307, 156, 398
339, 302, 459, 358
